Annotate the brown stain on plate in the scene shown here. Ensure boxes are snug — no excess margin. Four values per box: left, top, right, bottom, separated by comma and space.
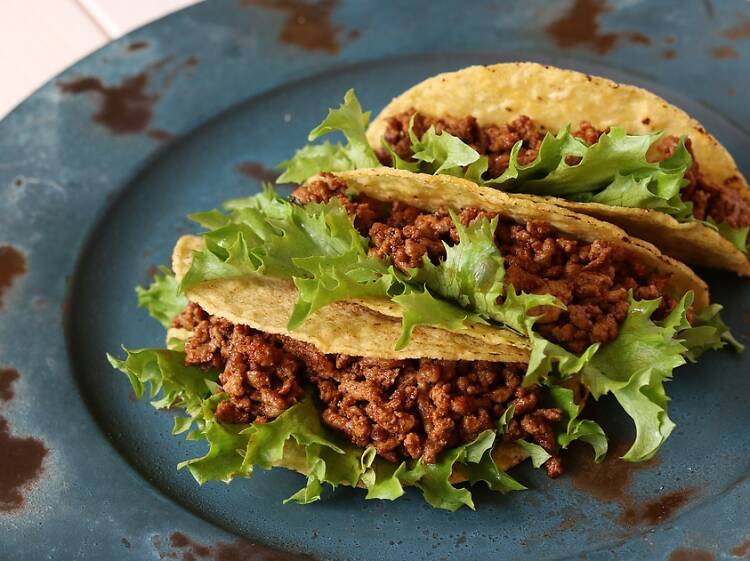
731, 538, 750, 557
619, 486, 697, 526
662, 49, 677, 59
625, 32, 651, 45
731, 537, 750, 557
0, 246, 26, 307
58, 56, 197, 135
545, 0, 652, 54
567, 441, 694, 527
568, 440, 655, 502
722, 18, 750, 41
243, 0, 358, 54
709, 45, 740, 59
127, 41, 149, 52
0, 417, 48, 512
58, 74, 158, 134
0, 369, 20, 401
669, 548, 715, 561
236, 161, 279, 183
147, 129, 174, 142
558, 511, 576, 530
159, 531, 316, 560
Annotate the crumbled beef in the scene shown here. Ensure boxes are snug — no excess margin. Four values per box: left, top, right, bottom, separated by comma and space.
177, 305, 564, 475
652, 136, 750, 234
172, 301, 208, 330
572, 121, 605, 145
180, 303, 305, 424
379, 110, 546, 178
290, 172, 385, 235
382, 110, 750, 243
497, 219, 680, 353
290, 178, 681, 353
368, 211, 457, 269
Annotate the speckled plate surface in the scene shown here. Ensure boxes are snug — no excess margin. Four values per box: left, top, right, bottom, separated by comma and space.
2, 1, 750, 560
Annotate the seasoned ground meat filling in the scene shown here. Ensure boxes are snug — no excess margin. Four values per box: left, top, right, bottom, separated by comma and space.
651, 135, 750, 231
178, 307, 305, 424
379, 110, 750, 242
292, 175, 682, 353
379, 111, 547, 179
174, 303, 564, 476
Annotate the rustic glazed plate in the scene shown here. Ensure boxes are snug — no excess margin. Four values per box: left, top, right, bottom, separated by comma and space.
1, 1, 749, 559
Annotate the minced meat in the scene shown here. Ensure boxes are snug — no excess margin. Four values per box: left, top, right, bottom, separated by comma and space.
174, 303, 564, 476
651, 135, 750, 231
379, 110, 750, 242
180, 305, 305, 424
292, 174, 683, 354
379, 111, 547, 179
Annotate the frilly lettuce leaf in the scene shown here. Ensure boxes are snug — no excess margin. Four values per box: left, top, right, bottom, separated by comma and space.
391, 288, 489, 350
410, 213, 506, 319
497, 404, 516, 433
580, 295, 690, 462
492, 127, 584, 184
136, 267, 188, 328
517, 380, 608, 468
408, 122, 481, 175
583, 171, 693, 220
514, 129, 690, 195
277, 89, 380, 183
681, 302, 745, 359
431, 126, 696, 222
705, 216, 749, 254
360, 429, 524, 511
515, 440, 551, 469
109, 347, 524, 510
525, 333, 600, 387
410, 212, 560, 334
106, 348, 217, 438
521, 292, 733, 463
546, 384, 608, 461
181, 188, 367, 288
275, 142, 355, 185
380, 137, 420, 172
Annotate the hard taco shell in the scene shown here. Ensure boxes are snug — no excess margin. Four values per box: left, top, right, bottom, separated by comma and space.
171, 235, 533, 486
366, 62, 750, 276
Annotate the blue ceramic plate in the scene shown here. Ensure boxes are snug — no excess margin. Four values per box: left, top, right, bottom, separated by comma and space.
2, 1, 749, 559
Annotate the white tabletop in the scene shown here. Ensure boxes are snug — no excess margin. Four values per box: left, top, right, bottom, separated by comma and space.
0, 0, 200, 119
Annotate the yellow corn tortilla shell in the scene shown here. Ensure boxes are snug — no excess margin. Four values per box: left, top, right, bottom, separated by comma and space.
330, 167, 710, 310
172, 235, 530, 362
366, 62, 750, 276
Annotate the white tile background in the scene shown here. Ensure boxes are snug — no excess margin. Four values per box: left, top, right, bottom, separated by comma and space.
0, 0, 201, 119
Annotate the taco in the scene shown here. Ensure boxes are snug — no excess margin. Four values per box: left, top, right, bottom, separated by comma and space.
278, 63, 750, 275
110, 166, 738, 510
369, 63, 750, 275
